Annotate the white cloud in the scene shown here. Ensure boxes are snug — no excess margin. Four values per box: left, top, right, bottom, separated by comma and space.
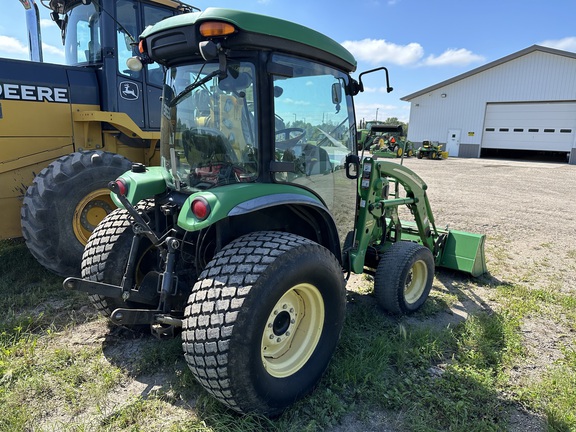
282, 98, 310, 106
42, 42, 65, 57
354, 101, 409, 123
538, 37, 576, 53
0, 35, 28, 56
40, 19, 57, 29
363, 86, 394, 94
341, 38, 424, 66
0, 35, 64, 61
342, 39, 484, 68
422, 48, 485, 66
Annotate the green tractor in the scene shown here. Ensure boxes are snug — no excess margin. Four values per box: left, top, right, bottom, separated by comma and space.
64, 8, 486, 417
367, 124, 414, 158
417, 140, 445, 159
357, 119, 386, 150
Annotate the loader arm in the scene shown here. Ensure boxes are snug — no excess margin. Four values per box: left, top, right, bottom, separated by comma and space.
350, 158, 486, 276
351, 158, 436, 273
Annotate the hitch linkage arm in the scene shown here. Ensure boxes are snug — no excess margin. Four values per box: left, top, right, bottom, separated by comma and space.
108, 180, 161, 246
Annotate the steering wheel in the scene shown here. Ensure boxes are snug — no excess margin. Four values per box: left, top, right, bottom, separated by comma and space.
183, 127, 238, 163
275, 128, 306, 149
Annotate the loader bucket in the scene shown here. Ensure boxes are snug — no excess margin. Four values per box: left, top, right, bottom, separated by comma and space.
438, 230, 487, 277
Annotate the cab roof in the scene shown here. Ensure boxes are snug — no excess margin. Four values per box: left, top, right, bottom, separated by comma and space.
141, 7, 357, 72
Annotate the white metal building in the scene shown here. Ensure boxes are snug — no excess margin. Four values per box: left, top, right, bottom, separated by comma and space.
401, 45, 576, 164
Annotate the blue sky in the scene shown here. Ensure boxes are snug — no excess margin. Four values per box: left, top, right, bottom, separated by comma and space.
1, 0, 575, 123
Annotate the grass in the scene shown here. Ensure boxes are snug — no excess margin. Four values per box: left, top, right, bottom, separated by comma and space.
1, 238, 575, 431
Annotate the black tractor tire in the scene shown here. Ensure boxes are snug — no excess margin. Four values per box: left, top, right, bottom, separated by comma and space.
374, 241, 434, 315
182, 231, 347, 416
417, 151, 423, 159
21, 151, 133, 277
81, 202, 158, 319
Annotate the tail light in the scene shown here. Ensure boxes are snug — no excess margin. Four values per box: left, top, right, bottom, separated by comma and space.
191, 197, 210, 220
109, 179, 128, 196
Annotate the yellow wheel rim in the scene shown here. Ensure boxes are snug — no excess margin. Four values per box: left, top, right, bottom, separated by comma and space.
404, 259, 428, 304
72, 188, 115, 245
397, 147, 403, 157
261, 283, 324, 378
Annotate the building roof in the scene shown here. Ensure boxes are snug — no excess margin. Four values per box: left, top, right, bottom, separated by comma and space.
401, 45, 576, 101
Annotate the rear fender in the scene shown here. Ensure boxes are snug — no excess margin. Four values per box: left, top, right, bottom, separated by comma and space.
177, 183, 325, 231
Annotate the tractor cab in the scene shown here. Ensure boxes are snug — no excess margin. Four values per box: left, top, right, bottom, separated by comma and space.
48, 0, 196, 129
130, 8, 369, 247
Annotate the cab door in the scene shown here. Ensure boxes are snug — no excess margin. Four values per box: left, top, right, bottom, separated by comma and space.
270, 54, 357, 247
114, 0, 176, 131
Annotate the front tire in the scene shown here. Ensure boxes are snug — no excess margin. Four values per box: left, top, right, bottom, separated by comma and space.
182, 231, 346, 416
374, 241, 434, 314
21, 151, 133, 276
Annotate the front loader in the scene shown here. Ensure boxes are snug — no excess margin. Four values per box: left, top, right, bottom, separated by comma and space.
64, 7, 487, 417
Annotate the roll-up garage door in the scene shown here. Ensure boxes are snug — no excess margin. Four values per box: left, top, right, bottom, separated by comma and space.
482, 102, 576, 151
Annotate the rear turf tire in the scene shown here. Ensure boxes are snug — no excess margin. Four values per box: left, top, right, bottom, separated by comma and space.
182, 231, 347, 416
81, 202, 158, 319
374, 241, 434, 314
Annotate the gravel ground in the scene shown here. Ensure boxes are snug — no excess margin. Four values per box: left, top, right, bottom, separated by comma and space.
341, 155, 575, 431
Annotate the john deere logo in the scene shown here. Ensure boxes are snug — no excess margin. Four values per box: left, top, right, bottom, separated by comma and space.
120, 82, 139, 100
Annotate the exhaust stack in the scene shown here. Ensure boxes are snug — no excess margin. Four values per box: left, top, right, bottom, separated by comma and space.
19, 0, 43, 62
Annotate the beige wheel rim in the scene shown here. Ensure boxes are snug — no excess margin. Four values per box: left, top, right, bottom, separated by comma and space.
404, 259, 428, 304
261, 283, 324, 378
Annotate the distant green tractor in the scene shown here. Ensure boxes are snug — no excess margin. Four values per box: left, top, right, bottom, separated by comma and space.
417, 140, 444, 159
357, 120, 386, 150
368, 124, 414, 158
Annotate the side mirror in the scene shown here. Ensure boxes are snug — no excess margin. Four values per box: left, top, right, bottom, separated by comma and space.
356, 67, 393, 95
331, 82, 342, 105
332, 82, 342, 113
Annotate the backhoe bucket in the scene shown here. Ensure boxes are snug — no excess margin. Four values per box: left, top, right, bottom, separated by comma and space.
438, 230, 487, 277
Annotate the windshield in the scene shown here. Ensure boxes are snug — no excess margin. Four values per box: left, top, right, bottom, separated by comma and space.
161, 62, 258, 191
64, 3, 101, 65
